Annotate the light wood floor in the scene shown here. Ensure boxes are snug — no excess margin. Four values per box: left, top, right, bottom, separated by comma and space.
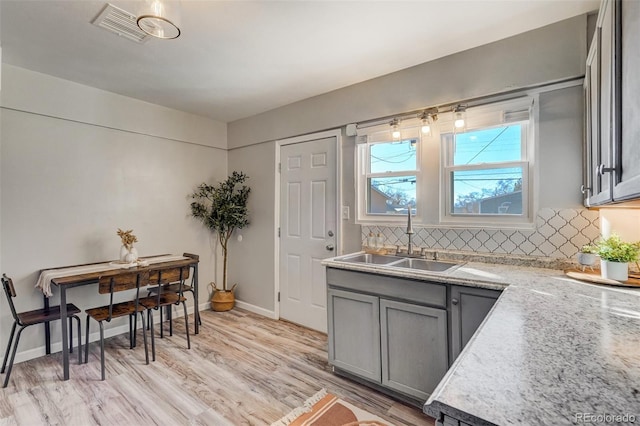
0, 309, 435, 425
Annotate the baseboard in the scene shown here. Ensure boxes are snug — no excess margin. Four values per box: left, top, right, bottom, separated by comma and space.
234, 299, 277, 319
199, 297, 276, 319
5, 304, 203, 365
3, 301, 276, 364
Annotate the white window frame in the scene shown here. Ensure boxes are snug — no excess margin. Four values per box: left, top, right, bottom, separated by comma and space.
439, 97, 536, 228
355, 122, 423, 225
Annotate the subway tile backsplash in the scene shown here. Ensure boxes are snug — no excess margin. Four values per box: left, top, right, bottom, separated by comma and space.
362, 208, 600, 259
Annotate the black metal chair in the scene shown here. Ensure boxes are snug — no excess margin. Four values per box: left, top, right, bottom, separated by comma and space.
140, 265, 191, 361
84, 270, 149, 380
145, 252, 200, 333
1, 274, 82, 388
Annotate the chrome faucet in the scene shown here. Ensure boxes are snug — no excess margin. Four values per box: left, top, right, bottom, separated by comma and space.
396, 206, 423, 258
406, 206, 414, 255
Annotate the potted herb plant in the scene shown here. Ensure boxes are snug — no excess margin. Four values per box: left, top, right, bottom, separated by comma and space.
596, 234, 640, 281
190, 171, 251, 311
577, 244, 598, 271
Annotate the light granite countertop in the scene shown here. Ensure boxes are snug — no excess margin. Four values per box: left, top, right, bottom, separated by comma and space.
322, 252, 640, 426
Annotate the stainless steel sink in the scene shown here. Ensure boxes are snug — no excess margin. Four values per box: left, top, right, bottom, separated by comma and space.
389, 258, 463, 273
335, 253, 404, 265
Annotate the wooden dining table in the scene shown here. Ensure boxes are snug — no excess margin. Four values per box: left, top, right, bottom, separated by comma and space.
39, 254, 200, 380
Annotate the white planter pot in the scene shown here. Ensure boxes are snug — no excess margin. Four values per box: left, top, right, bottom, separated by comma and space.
600, 260, 628, 281
577, 252, 597, 267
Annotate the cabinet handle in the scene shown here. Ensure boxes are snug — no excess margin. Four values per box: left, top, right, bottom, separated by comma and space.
452, 298, 459, 305
596, 164, 614, 176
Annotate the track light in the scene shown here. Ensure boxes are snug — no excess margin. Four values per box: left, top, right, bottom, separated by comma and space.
419, 109, 438, 136
453, 105, 466, 132
390, 119, 401, 140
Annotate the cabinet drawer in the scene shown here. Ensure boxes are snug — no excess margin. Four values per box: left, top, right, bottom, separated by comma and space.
327, 268, 446, 308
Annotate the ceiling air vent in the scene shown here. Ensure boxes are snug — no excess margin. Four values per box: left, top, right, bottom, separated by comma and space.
91, 3, 151, 43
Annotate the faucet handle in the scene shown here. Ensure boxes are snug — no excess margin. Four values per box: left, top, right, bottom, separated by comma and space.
420, 247, 427, 257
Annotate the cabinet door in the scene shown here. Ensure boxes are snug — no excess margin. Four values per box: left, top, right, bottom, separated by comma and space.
380, 299, 448, 401
613, 0, 640, 200
450, 286, 501, 361
327, 289, 381, 382
583, 39, 598, 206
590, 0, 615, 205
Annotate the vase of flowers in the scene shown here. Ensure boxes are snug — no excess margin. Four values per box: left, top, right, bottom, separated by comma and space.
596, 234, 640, 281
117, 228, 139, 263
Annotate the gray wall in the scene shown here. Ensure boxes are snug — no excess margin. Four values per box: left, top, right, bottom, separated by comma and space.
538, 85, 585, 209
228, 15, 587, 148
226, 15, 588, 314
0, 65, 227, 360
227, 141, 276, 312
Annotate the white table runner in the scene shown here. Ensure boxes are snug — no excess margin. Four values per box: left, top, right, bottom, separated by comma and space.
35, 255, 188, 297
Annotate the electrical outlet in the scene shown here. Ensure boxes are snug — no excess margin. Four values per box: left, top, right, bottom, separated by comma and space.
342, 206, 350, 220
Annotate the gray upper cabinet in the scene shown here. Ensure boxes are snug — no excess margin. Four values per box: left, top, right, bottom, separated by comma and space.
584, 0, 640, 206
328, 288, 381, 381
450, 286, 500, 360
612, 0, 640, 201
380, 299, 448, 401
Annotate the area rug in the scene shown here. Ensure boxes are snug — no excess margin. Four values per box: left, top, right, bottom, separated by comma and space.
271, 389, 392, 426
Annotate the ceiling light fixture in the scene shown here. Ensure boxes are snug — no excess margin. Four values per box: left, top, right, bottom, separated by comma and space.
390, 119, 402, 140
137, 0, 182, 40
453, 105, 467, 132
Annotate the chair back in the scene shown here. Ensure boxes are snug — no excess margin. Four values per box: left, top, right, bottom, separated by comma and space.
98, 270, 149, 321
1, 274, 20, 323
150, 265, 190, 303
183, 252, 199, 261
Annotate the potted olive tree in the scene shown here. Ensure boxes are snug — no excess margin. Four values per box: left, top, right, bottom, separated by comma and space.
596, 234, 640, 281
190, 171, 251, 311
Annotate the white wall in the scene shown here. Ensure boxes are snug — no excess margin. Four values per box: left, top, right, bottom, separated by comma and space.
0, 65, 227, 361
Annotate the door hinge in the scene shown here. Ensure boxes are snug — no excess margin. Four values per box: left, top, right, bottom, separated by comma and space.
278, 292, 280, 302
278, 163, 281, 173
278, 227, 280, 237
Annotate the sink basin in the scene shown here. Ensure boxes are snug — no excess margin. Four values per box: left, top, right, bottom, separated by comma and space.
389, 258, 463, 273
335, 253, 403, 265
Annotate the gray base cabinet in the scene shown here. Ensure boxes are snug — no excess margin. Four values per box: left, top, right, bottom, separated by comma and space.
327, 267, 503, 406
327, 289, 381, 382
450, 286, 500, 360
381, 299, 448, 401
327, 268, 449, 403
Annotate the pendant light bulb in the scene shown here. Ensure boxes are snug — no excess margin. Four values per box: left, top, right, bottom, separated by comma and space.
453, 105, 466, 132
390, 119, 401, 140
421, 115, 432, 136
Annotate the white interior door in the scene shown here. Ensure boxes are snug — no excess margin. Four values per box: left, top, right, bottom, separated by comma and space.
279, 136, 337, 332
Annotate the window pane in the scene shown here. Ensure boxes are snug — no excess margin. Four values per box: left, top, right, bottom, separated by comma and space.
368, 176, 416, 214
451, 167, 523, 215
370, 140, 417, 173
453, 125, 522, 165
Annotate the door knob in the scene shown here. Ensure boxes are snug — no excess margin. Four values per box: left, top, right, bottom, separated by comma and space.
326, 244, 335, 251
451, 298, 459, 305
